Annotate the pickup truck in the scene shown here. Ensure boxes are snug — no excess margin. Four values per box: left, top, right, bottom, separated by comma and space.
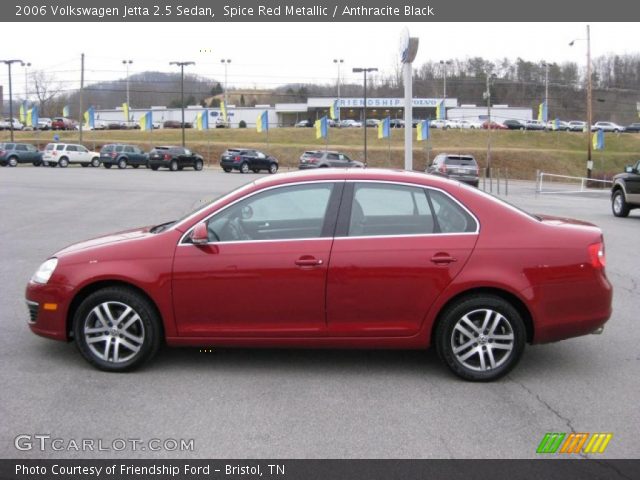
611, 159, 640, 217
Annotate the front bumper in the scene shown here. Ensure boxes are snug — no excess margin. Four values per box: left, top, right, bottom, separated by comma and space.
25, 281, 75, 341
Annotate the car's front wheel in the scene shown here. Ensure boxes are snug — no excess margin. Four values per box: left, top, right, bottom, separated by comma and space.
612, 190, 630, 217
435, 295, 526, 381
170, 160, 178, 171
194, 159, 203, 171
73, 287, 162, 372
223, 168, 232, 173
269, 163, 278, 174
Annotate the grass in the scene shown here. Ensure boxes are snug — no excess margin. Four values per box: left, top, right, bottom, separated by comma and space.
7, 127, 640, 180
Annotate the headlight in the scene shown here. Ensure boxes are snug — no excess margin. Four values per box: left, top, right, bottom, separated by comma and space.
31, 258, 58, 284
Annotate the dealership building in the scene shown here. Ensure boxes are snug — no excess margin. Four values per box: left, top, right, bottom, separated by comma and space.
94, 97, 531, 128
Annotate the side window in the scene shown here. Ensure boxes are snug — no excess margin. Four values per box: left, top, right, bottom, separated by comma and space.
205, 183, 335, 242
27, 145, 37, 152
15, 145, 27, 151
428, 190, 477, 234
56, 145, 65, 151
327, 153, 339, 160
66, 145, 77, 152
124, 146, 134, 153
348, 183, 434, 237
78, 146, 88, 153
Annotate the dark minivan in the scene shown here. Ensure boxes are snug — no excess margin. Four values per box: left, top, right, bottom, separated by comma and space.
426, 154, 480, 187
100, 144, 148, 169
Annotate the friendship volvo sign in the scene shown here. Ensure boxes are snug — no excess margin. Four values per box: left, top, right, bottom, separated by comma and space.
307, 98, 457, 108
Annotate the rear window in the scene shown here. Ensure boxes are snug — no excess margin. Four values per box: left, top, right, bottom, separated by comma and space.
101, 145, 114, 153
4, 143, 15, 150
303, 151, 323, 158
445, 156, 477, 166
45, 144, 54, 151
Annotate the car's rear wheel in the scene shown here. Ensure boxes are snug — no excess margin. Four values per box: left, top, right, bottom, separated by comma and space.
59, 157, 69, 168
612, 190, 630, 217
103, 163, 112, 169
170, 160, 178, 172
8, 156, 18, 167
151, 165, 159, 171
132, 164, 140, 169
91, 157, 100, 168
268, 163, 278, 174
435, 295, 526, 382
223, 168, 232, 173
194, 159, 203, 171
73, 287, 162, 372
240, 162, 250, 174
33, 160, 42, 167
118, 158, 127, 169
81, 163, 88, 167
252, 168, 260, 173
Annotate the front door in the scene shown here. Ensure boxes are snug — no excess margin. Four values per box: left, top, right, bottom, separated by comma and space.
326, 182, 479, 337
172, 182, 342, 337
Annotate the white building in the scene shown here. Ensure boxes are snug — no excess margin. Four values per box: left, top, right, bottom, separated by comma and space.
447, 104, 533, 123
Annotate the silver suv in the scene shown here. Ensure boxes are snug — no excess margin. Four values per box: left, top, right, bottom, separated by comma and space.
298, 150, 364, 169
426, 154, 479, 187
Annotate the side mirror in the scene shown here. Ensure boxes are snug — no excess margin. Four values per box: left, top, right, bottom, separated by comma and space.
625, 165, 633, 173
191, 222, 209, 245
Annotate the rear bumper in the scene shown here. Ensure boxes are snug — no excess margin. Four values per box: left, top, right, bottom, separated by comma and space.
298, 164, 319, 170
220, 160, 241, 170
148, 159, 170, 168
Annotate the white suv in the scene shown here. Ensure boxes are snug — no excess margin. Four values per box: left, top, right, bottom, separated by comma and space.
42, 143, 100, 168
592, 121, 625, 133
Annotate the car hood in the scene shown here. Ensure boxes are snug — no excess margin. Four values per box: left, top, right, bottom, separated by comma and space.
56, 226, 154, 256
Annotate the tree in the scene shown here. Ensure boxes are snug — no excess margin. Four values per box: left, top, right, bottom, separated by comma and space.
30, 70, 65, 117
240, 94, 245, 106
210, 82, 223, 96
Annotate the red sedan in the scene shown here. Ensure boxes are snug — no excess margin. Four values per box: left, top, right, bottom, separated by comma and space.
25, 169, 612, 381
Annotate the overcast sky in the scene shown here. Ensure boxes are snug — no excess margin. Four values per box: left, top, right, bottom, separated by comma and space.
1, 22, 638, 97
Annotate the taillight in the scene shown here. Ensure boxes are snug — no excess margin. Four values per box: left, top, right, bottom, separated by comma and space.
111, 152, 117, 158
0, 150, 4, 156
234, 155, 241, 162
309, 158, 318, 164
588, 242, 606, 269
439, 165, 447, 173
164, 154, 171, 160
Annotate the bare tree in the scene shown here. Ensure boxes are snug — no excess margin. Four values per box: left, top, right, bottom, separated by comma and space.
30, 70, 65, 117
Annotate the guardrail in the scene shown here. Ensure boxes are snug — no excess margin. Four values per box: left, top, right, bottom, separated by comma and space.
535, 171, 613, 194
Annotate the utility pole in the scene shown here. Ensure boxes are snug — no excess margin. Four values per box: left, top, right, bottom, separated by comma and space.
24, 62, 31, 101
1, 59, 25, 142
170, 61, 195, 147
484, 73, 496, 181
220, 58, 231, 111
79, 53, 84, 142
439, 60, 452, 102
586, 25, 593, 178
122, 59, 133, 109
333, 59, 343, 122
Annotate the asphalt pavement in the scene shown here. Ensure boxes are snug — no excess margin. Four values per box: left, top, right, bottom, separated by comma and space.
0, 166, 638, 459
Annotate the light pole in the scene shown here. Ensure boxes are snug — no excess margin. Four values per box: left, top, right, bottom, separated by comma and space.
170, 61, 195, 147
122, 60, 133, 110
23, 61, 31, 101
220, 59, 231, 122
483, 73, 497, 180
439, 60, 452, 101
570, 25, 593, 178
333, 59, 343, 122
541, 61, 550, 121
1, 59, 24, 141
352, 67, 378, 166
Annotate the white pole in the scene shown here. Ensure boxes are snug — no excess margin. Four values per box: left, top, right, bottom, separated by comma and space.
403, 62, 412, 171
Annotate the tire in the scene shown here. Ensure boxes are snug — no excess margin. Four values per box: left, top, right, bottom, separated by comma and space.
104, 163, 112, 169
252, 168, 260, 173
59, 157, 69, 168
132, 164, 140, 169
81, 163, 88, 168
268, 163, 278, 174
118, 158, 127, 169
151, 166, 159, 171
194, 159, 203, 171
33, 160, 42, 167
612, 190, 630, 217
223, 168, 232, 173
240, 162, 250, 174
170, 160, 178, 172
435, 295, 526, 382
91, 157, 100, 168
73, 287, 162, 372
8, 156, 18, 167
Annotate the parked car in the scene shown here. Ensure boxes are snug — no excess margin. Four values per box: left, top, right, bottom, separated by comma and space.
611, 159, 640, 217
365, 119, 380, 128
147, 146, 204, 171
220, 148, 279, 174
389, 119, 405, 128
426, 153, 480, 187
503, 119, 526, 130
524, 120, 546, 131
340, 119, 362, 128
481, 121, 508, 130
41, 143, 100, 168
99, 144, 148, 169
51, 117, 76, 130
25, 169, 612, 380
120, 121, 141, 130
545, 120, 570, 131
430, 119, 449, 129
294, 120, 313, 128
623, 123, 640, 133
0, 143, 43, 167
162, 120, 193, 129
326, 118, 337, 127
568, 121, 587, 132
298, 150, 364, 169
37, 118, 52, 130
592, 121, 625, 133
457, 119, 483, 129
0, 118, 24, 131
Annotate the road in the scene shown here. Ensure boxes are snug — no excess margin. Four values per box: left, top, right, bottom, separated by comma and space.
0, 166, 638, 459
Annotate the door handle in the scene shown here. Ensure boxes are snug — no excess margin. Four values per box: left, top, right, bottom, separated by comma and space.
431, 253, 457, 265
295, 256, 323, 267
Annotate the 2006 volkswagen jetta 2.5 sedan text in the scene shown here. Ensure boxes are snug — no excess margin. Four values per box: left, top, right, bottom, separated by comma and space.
25, 169, 612, 381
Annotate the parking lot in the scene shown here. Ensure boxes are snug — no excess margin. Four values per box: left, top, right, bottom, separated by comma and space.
1, 166, 638, 459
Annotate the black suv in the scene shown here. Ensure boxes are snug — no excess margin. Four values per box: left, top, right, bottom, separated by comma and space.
220, 148, 279, 174
147, 146, 204, 171
426, 154, 480, 187
100, 144, 148, 169
611, 159, 640, 217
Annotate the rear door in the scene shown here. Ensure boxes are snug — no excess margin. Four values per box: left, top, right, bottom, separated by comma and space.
326, 181, 479, 337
